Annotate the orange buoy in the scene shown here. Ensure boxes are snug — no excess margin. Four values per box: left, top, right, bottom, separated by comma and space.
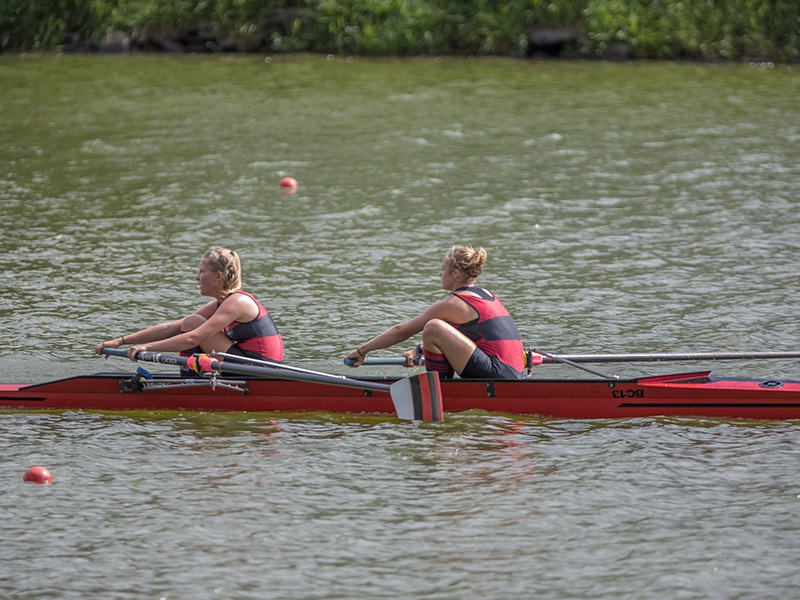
279, 177, 298, 189
23, 466, 53, 485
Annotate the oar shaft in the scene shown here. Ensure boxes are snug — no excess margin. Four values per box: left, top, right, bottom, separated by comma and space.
533, 351, 800, 364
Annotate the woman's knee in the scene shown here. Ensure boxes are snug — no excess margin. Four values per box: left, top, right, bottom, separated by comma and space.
422, 319, 451, 338
422, 319, 463, 350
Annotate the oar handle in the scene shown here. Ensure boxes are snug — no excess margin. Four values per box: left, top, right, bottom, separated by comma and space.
344, 357, 412, 366
102, 348, 132, 358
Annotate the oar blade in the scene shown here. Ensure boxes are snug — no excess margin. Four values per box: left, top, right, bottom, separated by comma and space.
389, 372, 444, 422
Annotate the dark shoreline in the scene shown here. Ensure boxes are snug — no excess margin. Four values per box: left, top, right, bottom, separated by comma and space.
3, 1, 798, 63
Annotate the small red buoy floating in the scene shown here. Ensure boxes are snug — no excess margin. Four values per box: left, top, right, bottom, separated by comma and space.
279, 177, 298, 194
23, 466, 53, 485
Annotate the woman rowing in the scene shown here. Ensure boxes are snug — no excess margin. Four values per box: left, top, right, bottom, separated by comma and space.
95, 246, 282, 374
345, 244, 524, 379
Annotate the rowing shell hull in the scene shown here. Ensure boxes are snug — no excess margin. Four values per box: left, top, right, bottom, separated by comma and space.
3, 370, 800, 420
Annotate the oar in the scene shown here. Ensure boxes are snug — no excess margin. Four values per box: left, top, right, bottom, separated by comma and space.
528, 350, 800, 364
101, 348, 443, 421
215, 351, 441, 419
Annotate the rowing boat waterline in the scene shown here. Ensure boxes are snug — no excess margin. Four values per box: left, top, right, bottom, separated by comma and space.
3, 367, 800, 420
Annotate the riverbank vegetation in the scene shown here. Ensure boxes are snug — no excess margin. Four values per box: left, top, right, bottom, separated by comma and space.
2, 0, 798, 61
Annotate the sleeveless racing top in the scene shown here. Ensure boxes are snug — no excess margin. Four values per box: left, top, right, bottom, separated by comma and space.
223, 291, 283, 362
450, 286, 524, 373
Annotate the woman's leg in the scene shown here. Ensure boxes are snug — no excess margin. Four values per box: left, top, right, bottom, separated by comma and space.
421, 319, 476, 377
178, 314, 233, 377
180, 314, 233, 354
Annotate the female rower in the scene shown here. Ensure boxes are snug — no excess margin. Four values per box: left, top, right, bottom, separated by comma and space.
344, 245, 524, 379
95, 247, 283, 373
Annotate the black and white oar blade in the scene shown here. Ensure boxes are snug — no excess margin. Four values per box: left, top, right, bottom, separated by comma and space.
389, 372, 444, 422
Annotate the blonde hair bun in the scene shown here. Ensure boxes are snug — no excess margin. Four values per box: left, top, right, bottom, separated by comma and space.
449, 244, 486, 279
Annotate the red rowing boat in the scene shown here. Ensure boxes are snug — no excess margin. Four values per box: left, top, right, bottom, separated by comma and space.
2, 369, 800, 420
